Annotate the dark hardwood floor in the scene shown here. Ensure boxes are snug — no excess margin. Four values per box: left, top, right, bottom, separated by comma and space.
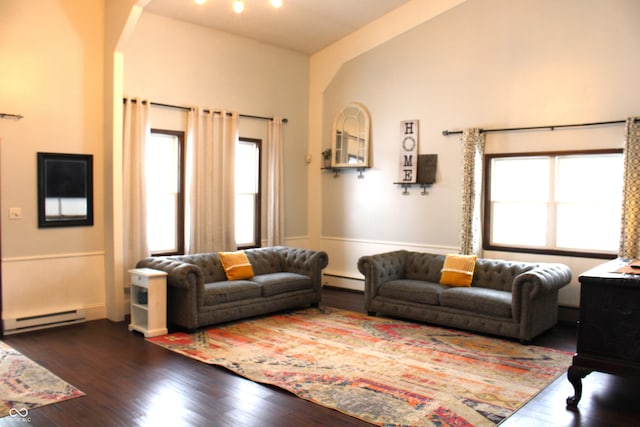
2, 287, 639, 426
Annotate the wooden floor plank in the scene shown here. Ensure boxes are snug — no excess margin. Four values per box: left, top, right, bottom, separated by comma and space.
1, 288, 638, 426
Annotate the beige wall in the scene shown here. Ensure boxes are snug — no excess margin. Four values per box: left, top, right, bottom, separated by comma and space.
122, 11, 310, 243
0, 0, 106, 321
311, 0, 640, 307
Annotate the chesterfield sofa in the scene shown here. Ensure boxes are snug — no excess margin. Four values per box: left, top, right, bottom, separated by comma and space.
136, 246, 328, 330
357, 250, 572, 342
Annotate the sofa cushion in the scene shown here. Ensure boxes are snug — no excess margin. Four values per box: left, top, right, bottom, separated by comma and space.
203, 280, 262, 305
440, 254, 477, 287
219, 251, 255, 280
251, 272, 312, 297
439, 287, 512, 318
379, 280, 447, 305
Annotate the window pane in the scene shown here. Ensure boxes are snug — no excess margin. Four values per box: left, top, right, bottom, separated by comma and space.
491, 157, 549, 201
554, 153, 622, 252
235, 138, 260, 247
235, 141, 258, 193
492, 202, 548, 246
556, 202, 620, 251
235, 194, 255, 246
556, 154, 623, 202
147, 132, 181, 254
147, 194, 177, 252
147, 134, 179, 192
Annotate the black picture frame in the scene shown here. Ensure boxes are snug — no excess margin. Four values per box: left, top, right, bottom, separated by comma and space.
37, 152, 94, 228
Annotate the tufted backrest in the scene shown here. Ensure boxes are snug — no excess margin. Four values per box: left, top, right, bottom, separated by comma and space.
167, 253, 226, 283
472, 259, 536, 291
245, 247, 282, 275
165, 249, 284, 281
276, 246, 324, 273
405, 252, 446, 283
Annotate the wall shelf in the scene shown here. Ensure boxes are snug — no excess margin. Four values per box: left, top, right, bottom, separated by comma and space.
394, 154, 437, 195
394, 182, 433, 195
322, 166, 368, 178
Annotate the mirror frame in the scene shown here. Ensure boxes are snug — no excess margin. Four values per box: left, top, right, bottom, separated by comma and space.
331, 102, 371, 168
37, 152, 94, 228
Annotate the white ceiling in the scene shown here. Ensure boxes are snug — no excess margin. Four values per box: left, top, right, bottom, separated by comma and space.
144, 0, 413, 55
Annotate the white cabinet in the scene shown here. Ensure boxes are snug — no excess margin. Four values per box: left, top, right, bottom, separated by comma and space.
128, 268, 168, 338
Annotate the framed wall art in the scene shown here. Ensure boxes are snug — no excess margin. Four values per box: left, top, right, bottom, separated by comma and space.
37, 152, 93, 228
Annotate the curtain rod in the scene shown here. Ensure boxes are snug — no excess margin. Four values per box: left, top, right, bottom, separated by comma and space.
124, 99, 288, 123
441, 118, 636, 136
0, 113, 23, 120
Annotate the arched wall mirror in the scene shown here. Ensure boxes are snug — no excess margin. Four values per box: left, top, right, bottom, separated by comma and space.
331, 103, 371, 168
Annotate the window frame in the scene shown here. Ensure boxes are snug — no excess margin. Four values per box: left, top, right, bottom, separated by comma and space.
482, 148, 623, 259
236, 137, 262, 249
148, 128, 186, 256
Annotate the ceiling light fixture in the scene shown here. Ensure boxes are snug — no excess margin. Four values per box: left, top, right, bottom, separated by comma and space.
233, 0, 244, 13
229, 0, 283, 14
192, 0, 283, 13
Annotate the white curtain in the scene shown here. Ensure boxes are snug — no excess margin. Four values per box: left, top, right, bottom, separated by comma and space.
267, 117, 284, 246
459, 128, 485, 256
619, 117, 640, 259
186, 108, 238, 253
122, 98, 150, 271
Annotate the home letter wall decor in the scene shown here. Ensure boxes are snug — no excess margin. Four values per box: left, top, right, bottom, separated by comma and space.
398, 120, 419, 183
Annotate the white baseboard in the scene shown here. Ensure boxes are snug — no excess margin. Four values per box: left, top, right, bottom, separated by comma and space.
85, 304, 106, 321
322, 272, 364, 292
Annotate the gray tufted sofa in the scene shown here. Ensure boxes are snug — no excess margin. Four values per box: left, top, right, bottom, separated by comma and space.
357, 250, 572, 342
136, 246, 329, 330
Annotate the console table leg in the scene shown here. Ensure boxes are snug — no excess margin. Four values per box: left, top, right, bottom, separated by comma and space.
566, 365, 591, 407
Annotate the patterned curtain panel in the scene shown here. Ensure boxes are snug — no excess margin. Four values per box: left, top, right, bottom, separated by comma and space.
459, 128, 485, 256
619, 117, 640, 259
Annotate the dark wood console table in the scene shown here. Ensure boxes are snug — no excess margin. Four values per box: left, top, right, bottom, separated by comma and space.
567, 258, 640, 406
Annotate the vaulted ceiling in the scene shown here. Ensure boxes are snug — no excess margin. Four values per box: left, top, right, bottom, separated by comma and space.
144, 0, 413, 54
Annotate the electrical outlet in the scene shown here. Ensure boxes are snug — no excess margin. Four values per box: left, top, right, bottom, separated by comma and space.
9, 207, 22, 219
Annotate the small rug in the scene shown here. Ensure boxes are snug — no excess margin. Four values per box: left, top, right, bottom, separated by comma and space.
148, 307, 571, 426
0, 340, 85, 418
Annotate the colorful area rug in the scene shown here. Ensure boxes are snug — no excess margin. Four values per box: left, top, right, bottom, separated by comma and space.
0, 341, 84, 419
148, 307, 571, 426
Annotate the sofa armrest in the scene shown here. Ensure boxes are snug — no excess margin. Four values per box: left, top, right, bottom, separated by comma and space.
357, 250, 408, 302
136, 257, 203, 330
513, 263, 572, 298
275, 247, 329, 289
136, 257, 203, 291
511, 263, 572, 319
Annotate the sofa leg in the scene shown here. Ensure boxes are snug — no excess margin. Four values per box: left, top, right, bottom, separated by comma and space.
367, 311, 376, 316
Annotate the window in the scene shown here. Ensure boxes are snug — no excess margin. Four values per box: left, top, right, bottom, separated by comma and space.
146, 129, 185, 255
235, 137, 261, 248
483, 150, 623, 258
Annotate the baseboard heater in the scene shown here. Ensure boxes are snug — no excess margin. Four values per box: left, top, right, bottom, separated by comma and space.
3, 309, 86, 335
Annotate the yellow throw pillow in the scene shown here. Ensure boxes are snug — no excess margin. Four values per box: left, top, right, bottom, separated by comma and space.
440, 254, 477, 287
219, 251, 254, 281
